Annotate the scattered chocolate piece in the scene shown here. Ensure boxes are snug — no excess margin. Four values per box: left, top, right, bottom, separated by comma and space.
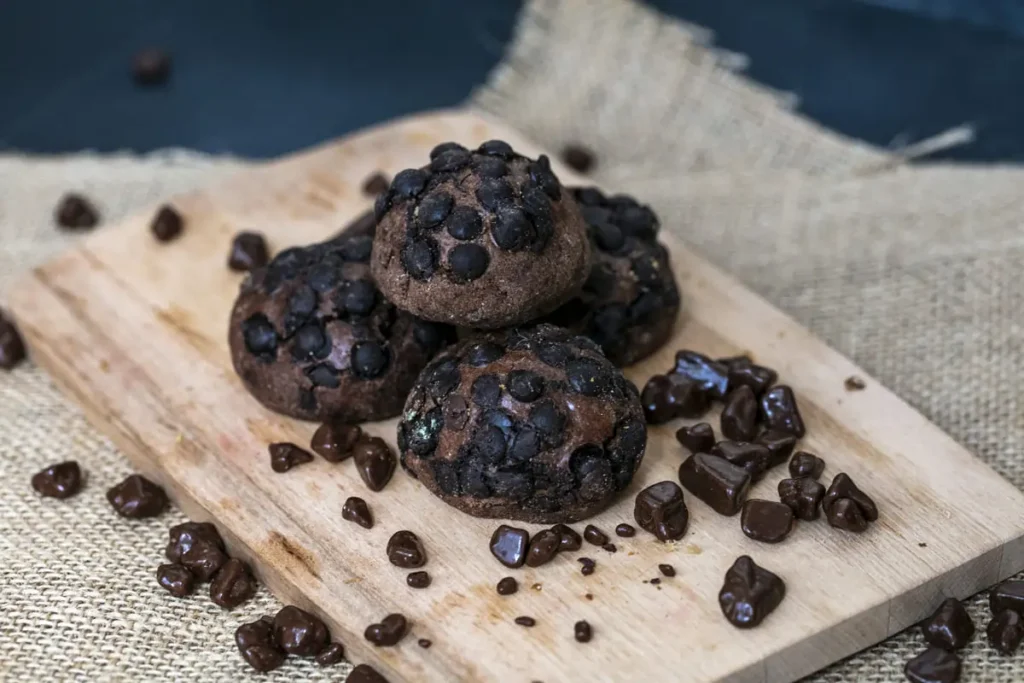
315, 642, 345, 667
778, 477, 825, 521
497, 577, 518, 595
740, 499, 794, 544
132, 48, 171, 86
988, 609, 1024, 655
633, 480, 689, 541
844, 375, 867, 391
921, 598, 974, 651
574, 619, 593, 642
54, 193, 99, 230
561, 145, 595, 174
583, 525, 609, 546
228, 231, 270, 272
678, 453, 751, 516
311, 421, 362, 462
387, 530, 427, 568
490, 525, 530, 568
789, 451, 825, 479
347, 664, 390, 683
106, 474, 167, 518
823, 473, 878, 532
641, 373, 710, 424
0, 313, 26, 370
236, 617, 286, 672
578, 557, 596, 576
718, 555, 785, 629
514, 616, 536, 627
352, 436, 396, 491
274, 605, 329, 656
31, 461, 82, 498
602, 543, 617, 553
585, 593, 594, 600
342, 496, 373, 529
675, 422, 715, 454
759, 385, 805, 438
269, 442, 314, 473
418, 638, 433, 649
990, 580, 1024, 614
210, 558, 256, 609
827, 498, 869, 532
721, 386, 759, 442
166, 521, 224, 562
757, 430, 798, 468
552, 524, 582, 552
650, 578, 661, 585
182, 540, 228, 582
904, 647, 961, 683
710, 441, 771, 482
156, 563, 194, 597
659, 564, 676, 577
407, 570, 431, 589
526, 528, 561, 567
725, 358, 777, 397
365, 613, 408, 646
615, 523, 636, 537
362, 172, 390, 196
672, 350, 730, 399
150, 205, 184, 242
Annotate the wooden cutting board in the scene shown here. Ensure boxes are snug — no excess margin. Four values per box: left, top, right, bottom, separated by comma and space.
9, 109, 1024, 683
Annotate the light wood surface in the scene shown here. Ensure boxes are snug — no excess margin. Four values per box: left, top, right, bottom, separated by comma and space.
10, 109, 1024, 683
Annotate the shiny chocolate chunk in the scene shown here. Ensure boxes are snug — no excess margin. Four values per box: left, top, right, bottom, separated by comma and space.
789, 451, 825, 479
269, 442, 314, 473
274, 605, 329, 656
583, 525, 609, 546
578, 557, 596, 576
990, 580, 1024, 615
988, 609, 1024, 655
526, 529, 561, 567
827, 498, 869, 532
106, 474, 167, 518
615, 523, 636, 537
725, 358, 777, 397
718, 555, 785, 628
602, 542, 617, 553
150, 205, 184, 242
315, 642, 346, 667
634, 480, 689, 541
659, 564, 676, 577
311, 422, 362, 462
641, 373, 710, 424
676, 422, 715, 454
342, 496, 373, 529
904, 647, 961, 683
210, 558, 256, 609
823, 473, 878, 532
740, 499, 794, 544
347, 664, 390, 682
921, 598, 974, 651
759, 385, 805, 438
552, 524, 582, 552
720, 386, 758, 442
672, 351, 729, 400
181, 539, 228, 581
711, 441, 771, 482
352, 436, 396, 491
679, 453, 751, 516
387, 530, 427, 568
156, 563, 194, 597
757, 430, 798, 468
490, 525, 530, 568
844, 375, 867, 391
236, 617, 286, 672
166, 522, 224, 563
574, 619, 593, 642
778, 477, 825, 521
31, 461, 82, 499
497, 577, 518, 595
228, 231, 269, 272
407, 570, 431, 589
514, 616, 536, 627
365, 613, 408, 646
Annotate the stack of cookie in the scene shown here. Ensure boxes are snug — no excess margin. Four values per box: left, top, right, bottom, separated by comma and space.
228, 140, 679, 522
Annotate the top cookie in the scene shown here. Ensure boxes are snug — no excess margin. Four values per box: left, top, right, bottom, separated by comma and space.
370, 140, 592, 329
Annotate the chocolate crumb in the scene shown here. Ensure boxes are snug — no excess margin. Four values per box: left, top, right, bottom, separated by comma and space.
578, 557, 596, 576
844, 376, 867, 391
574, 620, 592, 643
418, 638, 433, 649
496, 577, 518, 595
659, 564, 676, 577
54, 193, 99, 230
150, 205, 184, 242
514, 616, 536, 627
561, 145, 595, 174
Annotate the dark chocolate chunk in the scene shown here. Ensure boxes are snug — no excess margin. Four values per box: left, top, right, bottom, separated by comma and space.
757, 430, 798, 468
352, 436, 396, 491
228, 232, 269, 271
156, 563, 194, 597
561, 145, 595, 174
490, 525, 530, 568
721, 386, 759, 442
387, 530, 427, 568
362, 172, 390, 196
497, 577, 518, 595
431, 148, 471, 172
789, 451, 825, 479
365, 613, 408, 646
634, 481, 689, 541
210, 558, 256, 609
672, 351, 729, 400
988, 609, 1024, 655
0, 314, 27, 370
574, 619, 593, 643
514, 616, 536, 627
678, 453, 751, 516
407, 570, 431, 589
659, 564, 676, 577
236, 617, 286, 672
990, 580, 1024, 615
718, 555, 785, 628
552, 524, 582, 552
844, 375, 867, 391
826, 498, 867, 531
166, 521, 223, 562
150, 205, 184, 242
402, 238, 438, 280
269, 442, 314, 473
710, 441, 771, 482
418, 638, 432, 649
526, 528, 561, 567
274, 605, 329, 656
726, 358, 777, 397
106, 474, 167, 518
904, 647, 961, 683
578, 557, 596, 576
759, 385, 805, 438
448, 243, 490, 282
446, 205, 484, 240
602, 543, 617, 553
347, 664, 390, 683
132, 48, 171, 85
311, 422, 362, 462
391, 169, 429, 198
54, 193, 99, 230
340, 279, 377, 315
777, 477, 825, 521
740, 499, 795, 543
342, 496, 373, 529
921, 598, 974, 651
31, 461, 82, 499
583, 525, 609, 546
352, 341, 389, 379
641, 374, 710, 424
823, 473, 878, 532
675, 423, 715, 454
180, 538, 229, 581
615, 523, 636, 537
476, 178, 515, 211
315, 642, 346, 667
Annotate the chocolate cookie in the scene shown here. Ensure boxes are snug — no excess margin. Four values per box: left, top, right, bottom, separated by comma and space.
397, 324, 646, 523
229, 233, 455, 422
544, 187, 679, 366
370, 141, 592, 328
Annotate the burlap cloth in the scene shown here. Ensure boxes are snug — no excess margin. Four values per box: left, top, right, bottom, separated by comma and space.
2, 1, 1021, 680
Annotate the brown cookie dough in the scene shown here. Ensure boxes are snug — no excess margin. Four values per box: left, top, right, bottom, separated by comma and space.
370, 140, 592, 329
544, 187, 679, 366
229, 234, 455, 422
398, 324, 647, 523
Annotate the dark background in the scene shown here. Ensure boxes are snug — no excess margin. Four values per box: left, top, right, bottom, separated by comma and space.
2, 0, 1023, 163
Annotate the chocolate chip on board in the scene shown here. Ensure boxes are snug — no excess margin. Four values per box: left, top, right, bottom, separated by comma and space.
236, 617, 286, 672
777, 477, 825, 521
362, 172, 390, 196
210, 558, 257, 609
150, 205, 184, 242
346, 664, 390, 683
759, 385, 805, 438
561, 145, 595, 174
678, 453, 751, 516
552, 523, 582, 552
574, 619, 593, 642
633, 481, 688, 541
583, 525, 609, 546
407, 571, 431, 589
342, 496, 374, 529
311, 422, 363, 462
718, 555, 785, 629
740, 499, 795, 544
54, 193, 99, 230
352, 436, 396, 491
526, 528, 561, 567
387, 530, 427, 568
675, 422, 715, 454
720, 386, 759, 442
228, 231, 270, 272
365, 613, 408, 646
497, 577, 519, 595
788, 451, 825, 479
490, 525, 530, 568
269, 442, 315, 473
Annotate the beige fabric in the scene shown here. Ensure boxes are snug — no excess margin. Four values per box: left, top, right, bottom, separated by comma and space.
2, 0, 1023, 681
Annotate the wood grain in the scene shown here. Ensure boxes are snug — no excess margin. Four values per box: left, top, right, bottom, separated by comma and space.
10, 109, 1024, 683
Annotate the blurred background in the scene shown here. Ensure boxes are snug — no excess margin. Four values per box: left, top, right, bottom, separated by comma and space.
2, 0, 1024, 162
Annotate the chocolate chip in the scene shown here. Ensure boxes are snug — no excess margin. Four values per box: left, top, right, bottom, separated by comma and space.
476, 156, 508, 178
827, 498, 869, 532
431, 148, 471, 172
417, 192, 454, 229
740, 499, 794, 543
789, 451, 825, 479
615, 523, 636, 537
446, 206, 484, 240
602, 543, 617, 553
150, 205, 184, 242
495, 577, 519, 596
672, 351, 729, 400
904, 647, 961, 683
430, 142, 467, 159
478, 140, 514, 157
675, 423, 715, 454
490, 525, 530, 568
352, 436, 395, 491
552, 524, 582, 552
718, 555, 785, 629
759, 385, 805, 438
641, 374, 710, 424
921, 598, 974, 651
363, 172, 390, 196
492, 206, 534, 252
720, 386, 759, 442
448, 243, 490, 282
988, 609, 1024, 655
757, 430, 798, 467
583, 525, 609, 546
579, 557, 596, 575
566, 358, 612, 397
514, 616, 536, 627
726, 359, 777, 397
634, 481, 689, 541
156, 563, 194, 597
132, 48, 171, 85
365, 613, 408, 646
31, 461, 82, 498
466, 341, 504, 367
561, 145, 595, 174
228, 232, 269, 271
180, 538, 229, 581
990, 580, 1024, 614
311, 422, 362, 463
476, 178, 515, 211
341, 496, 373, 529
315, 642, 345, 667
0, 314, 26, 370
269, 442, 314, 473
402, 238, 438, 280
236, 618, 286, 672
391, 169, 429, 198
210, 558, 256, 609
386, 530, 427, 569
845, 375, 867, 391
340, 279, 378, 316
823, 473, 878, 532
574, 619, 593, 643
526, 529, 561, 567
106, 474, 167, 518
678, 453, 751, 516
352, 341, 389, 379
407, 570, 431, 589
659, 564, 676, 577
777, 477, 825, 521
242, 314, 277, 360
54, 193, 99, 229
274, 605, 329, 656
347, 664, 390, 683
710, 441, 771, 482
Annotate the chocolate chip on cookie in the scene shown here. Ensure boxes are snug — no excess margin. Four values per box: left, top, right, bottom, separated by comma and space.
398, 324, 646, 523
